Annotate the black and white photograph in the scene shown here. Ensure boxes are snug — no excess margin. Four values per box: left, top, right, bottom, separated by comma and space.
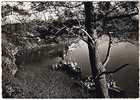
1, 0, 139, 98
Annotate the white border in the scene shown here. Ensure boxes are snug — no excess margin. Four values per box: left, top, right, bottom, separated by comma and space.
0, 0, 139, 100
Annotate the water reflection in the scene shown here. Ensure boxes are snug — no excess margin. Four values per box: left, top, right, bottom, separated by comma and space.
16, 37, 138, 98
68, 38, 138, 98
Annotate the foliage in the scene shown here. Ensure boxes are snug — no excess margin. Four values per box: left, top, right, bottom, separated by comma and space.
2, 1, 138, 40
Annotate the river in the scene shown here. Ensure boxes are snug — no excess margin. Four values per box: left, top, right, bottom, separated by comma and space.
15, 37, 139, 98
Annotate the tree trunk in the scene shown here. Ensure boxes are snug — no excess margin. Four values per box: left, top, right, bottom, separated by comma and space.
84, 2, 109, 98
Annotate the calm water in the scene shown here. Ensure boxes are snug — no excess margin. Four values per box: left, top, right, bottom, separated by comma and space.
68, 37, 139, 98
16, 37, 139, 98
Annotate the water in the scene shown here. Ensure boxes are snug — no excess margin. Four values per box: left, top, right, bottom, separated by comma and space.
16, 37, 139, 98
68, 37, 139, 98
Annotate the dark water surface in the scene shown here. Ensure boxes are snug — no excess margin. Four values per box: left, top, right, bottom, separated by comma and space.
16, 38, 139, 98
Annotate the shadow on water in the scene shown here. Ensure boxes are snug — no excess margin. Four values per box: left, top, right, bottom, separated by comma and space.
15, 37, 139, 98
15, 44, 65, 66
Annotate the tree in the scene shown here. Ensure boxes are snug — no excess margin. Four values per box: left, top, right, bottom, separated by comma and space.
82, 1, 138, 98
84, 2, 109, 97
47, 1, 138, 97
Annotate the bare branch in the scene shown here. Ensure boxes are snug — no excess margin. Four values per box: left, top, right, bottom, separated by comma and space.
15, 15, 24, 24
80, 29, 95, 43
68, 29, 88, 43
54, 26, 67, 37
102, 32, 112, 67
96, 64, 129, 80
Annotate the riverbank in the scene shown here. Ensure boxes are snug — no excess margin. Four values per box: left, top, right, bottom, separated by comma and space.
2, 31, 84, 98
2, 31, 58, 97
